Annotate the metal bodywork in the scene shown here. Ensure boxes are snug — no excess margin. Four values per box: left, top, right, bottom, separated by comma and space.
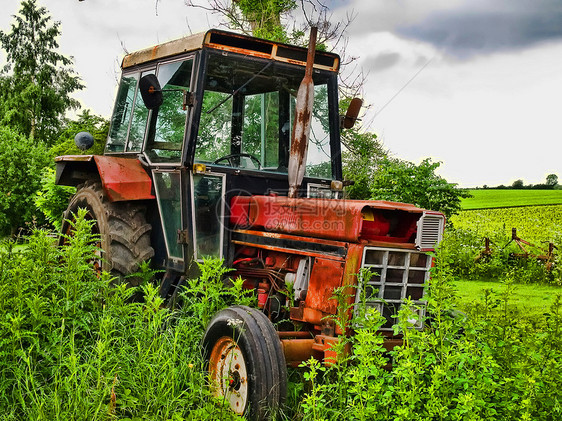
56, 29, 445, 366
55, 155, 155, 201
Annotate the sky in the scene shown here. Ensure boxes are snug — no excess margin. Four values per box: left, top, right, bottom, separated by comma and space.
1, 0, 561, 188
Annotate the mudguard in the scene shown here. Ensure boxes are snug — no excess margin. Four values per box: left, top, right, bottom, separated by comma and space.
55, 155, 155, 202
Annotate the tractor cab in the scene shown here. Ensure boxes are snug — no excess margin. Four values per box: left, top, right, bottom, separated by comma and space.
85, 30, 344, 273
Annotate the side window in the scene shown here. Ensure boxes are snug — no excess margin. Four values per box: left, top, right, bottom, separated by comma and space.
192, 173, 224, 260
146, 58, 194, 163
106, 70, 152, 153
106, 74, 138, 152
153, 171, 183, 260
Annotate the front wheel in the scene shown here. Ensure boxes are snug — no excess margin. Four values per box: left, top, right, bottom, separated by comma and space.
202, 306, 287, 420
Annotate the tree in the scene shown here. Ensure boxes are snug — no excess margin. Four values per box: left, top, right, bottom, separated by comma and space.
185, 0, 353, 48
370, 158, 470, 218
546, 174, 559, 187
512, 179, 524, 189
0, 126, 50, 235
49, 110, 109, 158
0, 0, 83, 145
342, 130, 387, 200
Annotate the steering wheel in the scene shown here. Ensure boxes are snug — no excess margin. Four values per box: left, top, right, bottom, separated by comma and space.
214, 153, 262, 169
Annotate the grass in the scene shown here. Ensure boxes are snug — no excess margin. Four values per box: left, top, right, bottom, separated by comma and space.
461, 189, 562, 210
2, 220, 562, 419
454, 279, 562, 316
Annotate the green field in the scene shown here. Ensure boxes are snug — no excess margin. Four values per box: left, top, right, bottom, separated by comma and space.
454, 280, 562, 316
461, 189, 562, 210
449, 204, 562, 244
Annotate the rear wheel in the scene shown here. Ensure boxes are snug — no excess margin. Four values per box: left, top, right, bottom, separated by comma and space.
202, 306, 287, 420
61, 181, 154, 282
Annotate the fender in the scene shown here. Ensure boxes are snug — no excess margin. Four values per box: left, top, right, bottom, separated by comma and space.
55, 155, 155, 202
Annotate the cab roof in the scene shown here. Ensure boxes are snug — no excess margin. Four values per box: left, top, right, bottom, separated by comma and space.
121, 29, 340, 73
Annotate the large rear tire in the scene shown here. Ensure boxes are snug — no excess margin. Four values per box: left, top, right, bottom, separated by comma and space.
61, 180, 154, 282
202, 306, 287, 420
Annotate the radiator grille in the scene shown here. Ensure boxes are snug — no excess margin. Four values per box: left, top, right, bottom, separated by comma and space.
415, 212, 445, 251
355, 247, 433, 331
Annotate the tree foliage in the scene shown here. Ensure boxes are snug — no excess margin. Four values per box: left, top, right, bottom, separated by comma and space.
546, 173, 559, 187
185, 0, 353, 49
370, 158, 470, 218
512, 179, 524, 189
49, 109, 109, 158
0, 126, 50, 235
0, 0, 83, 144
34, 168, 75, 231
342, 130, 387, 200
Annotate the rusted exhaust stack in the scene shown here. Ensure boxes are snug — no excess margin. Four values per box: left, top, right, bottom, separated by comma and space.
288, 27, 318, 199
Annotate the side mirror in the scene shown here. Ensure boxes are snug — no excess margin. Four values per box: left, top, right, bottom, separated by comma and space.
342, 97, 362, 129
74, 131, 94, 151
139, 74, 163, 110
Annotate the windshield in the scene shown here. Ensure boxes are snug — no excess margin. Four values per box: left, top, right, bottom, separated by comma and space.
195, 52, 335, 179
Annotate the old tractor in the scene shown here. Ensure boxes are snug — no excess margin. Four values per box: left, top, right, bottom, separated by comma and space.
55, 28, 445, 419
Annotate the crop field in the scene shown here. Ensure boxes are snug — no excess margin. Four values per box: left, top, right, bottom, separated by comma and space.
443, 203, 562, 286
449, 204, 562, 244
461, 189, 562, 210
454, 279, 561, 316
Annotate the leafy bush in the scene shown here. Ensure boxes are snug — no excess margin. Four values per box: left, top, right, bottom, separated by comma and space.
49, 109, 108, 157
0, 125, 50, 235
296, 252, 562, 420
34, 167, 75, 231
370, 158, 471, 219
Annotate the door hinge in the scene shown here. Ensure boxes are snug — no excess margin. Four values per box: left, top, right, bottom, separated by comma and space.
177, 229, 189, 245
182, 91, 194, 110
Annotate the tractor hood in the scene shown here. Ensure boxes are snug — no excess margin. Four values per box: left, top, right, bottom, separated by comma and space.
230, 195, 445, 250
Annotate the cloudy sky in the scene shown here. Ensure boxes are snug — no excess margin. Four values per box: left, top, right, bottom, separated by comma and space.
1, 0, 561, 187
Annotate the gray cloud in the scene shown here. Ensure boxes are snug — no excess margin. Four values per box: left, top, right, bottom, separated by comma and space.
364, 52, 401, 71
397, 0, 562, 57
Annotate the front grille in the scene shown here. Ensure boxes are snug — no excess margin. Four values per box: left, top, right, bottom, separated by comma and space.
355, 247, 433, 331
415, 212, 445, 251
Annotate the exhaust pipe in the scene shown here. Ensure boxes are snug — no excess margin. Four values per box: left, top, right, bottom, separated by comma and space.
288, 27, 318, 199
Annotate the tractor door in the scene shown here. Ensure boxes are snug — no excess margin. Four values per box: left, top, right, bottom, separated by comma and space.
143, 56, 196, 270
191, 171, 226, 261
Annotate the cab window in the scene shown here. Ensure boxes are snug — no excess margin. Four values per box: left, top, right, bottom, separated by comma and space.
106, 71, 152, 153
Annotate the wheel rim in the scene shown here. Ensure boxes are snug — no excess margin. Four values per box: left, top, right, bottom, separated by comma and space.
208, 336, 249, 415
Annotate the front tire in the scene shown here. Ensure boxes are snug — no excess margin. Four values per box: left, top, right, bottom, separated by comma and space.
202, 306, 287, 420
61, 180, 154, 281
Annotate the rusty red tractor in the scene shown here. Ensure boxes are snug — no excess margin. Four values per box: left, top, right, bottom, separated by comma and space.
56, 29, 445, 419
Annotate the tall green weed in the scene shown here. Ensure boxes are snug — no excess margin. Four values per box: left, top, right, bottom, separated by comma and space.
0, 212, 245, 420
1, 215, 561, 419
296, 249, 562, 420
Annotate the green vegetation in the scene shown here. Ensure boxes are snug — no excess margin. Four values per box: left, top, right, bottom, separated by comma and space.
442, 205, 561, 285
2, 220, 561, 420
450, 205, 562, 244
454, 279, 561, 316
0, 1, 109, 235
0, 213, 248, 420
0, 126, 50, 235
368, 158, 470, 218
461, 189, 562, 210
